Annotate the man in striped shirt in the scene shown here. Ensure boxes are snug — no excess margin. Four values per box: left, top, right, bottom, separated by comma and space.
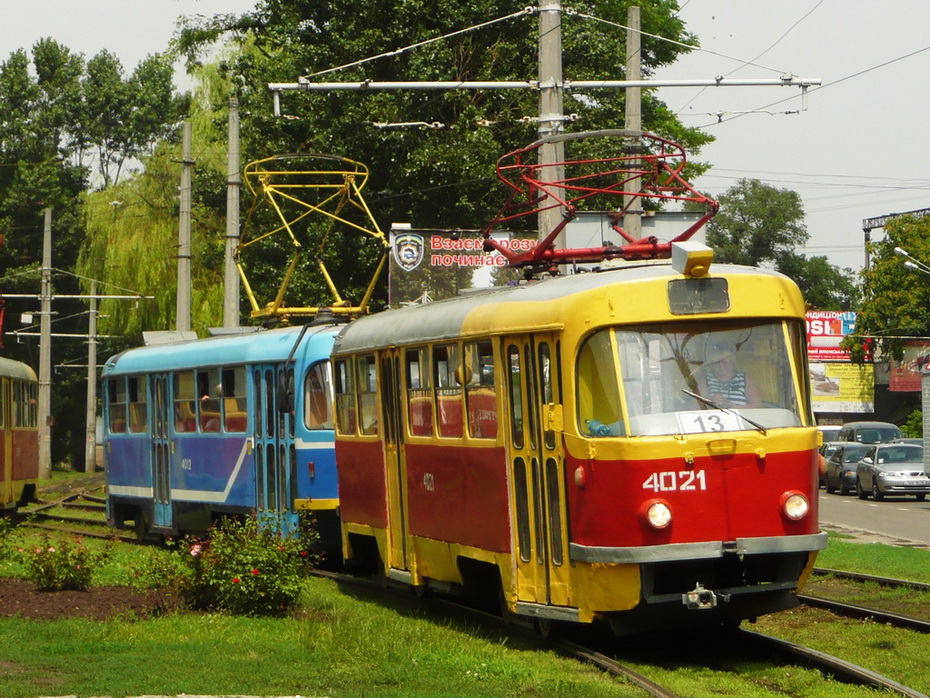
701, 340, 761, 408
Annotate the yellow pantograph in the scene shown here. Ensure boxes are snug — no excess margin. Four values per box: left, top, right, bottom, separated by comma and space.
238, 154, 390, 323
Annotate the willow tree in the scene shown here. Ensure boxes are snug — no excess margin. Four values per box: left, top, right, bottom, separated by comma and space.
78, 117, 227, 339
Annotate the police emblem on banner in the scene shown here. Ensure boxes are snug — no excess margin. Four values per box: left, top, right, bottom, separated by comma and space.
392, 232, 424, 272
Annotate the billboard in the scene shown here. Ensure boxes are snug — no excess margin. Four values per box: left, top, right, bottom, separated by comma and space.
889, 340, 930, 392
810, 362, 874, 413
806, 310, 857, 362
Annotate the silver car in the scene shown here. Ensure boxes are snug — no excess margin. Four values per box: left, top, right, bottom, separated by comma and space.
855, 443, 930, 501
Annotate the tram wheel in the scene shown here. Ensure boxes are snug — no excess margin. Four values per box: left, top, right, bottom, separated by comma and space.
535, 617, 560, 639
498, 587, 513, 625
133, 512, 149, 541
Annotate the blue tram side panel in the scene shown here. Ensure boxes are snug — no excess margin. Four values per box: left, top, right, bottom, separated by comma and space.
102, 324, 340, 547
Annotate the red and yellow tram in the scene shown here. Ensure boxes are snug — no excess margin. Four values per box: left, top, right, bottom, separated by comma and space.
0, 357, 39, 512
332, 242, 825, 635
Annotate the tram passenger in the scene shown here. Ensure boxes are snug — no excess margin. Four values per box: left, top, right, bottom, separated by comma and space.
699, 340, 761, 408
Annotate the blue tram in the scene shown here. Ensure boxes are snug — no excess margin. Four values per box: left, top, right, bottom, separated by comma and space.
102, 324, 340, 544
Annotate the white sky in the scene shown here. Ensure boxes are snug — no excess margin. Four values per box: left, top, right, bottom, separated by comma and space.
4, 1, 926, 274
0, 0, 255, 73
654, 0, 930, 273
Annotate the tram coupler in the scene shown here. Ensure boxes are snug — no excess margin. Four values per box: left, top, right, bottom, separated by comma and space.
682, 583, 718, 610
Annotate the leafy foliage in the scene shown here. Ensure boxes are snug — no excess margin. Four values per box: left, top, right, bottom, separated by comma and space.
168, 0, 713, 312
149, 515, 318, 617
18, 533, 110, 591
845, 216, 930, 362
705, 178, 808, 267
704, 178, 858, 310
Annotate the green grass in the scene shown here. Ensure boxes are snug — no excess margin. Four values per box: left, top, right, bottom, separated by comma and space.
816, 533, 930, 583
3, 473, 929, 696
0, 525, 637, 697
0, 575, 638, 698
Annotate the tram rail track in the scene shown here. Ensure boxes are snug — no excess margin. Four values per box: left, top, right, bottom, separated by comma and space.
311, 568, 925, 696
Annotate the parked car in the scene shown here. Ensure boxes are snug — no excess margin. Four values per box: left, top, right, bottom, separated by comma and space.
837, 421, 903, 444
818, 425, 842, 443
856, 443, 930, 501
818, 441, 843, 488
893, 437, 923, 446
824, 443, 871, 495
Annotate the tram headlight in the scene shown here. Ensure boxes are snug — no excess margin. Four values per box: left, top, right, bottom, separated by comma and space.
780, 492, 809, 521
642, 500, 672, 529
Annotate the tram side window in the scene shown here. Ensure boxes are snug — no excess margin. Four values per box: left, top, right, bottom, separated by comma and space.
128, 376, 148, 433
334, 359, 357, 434
223, 367, 247, 433
406, 348, 433, 437
13, 380, 38, 429
174, 371, 197, 432
577, 332, 623, 437
107, 378, 128, 433
507, 344, 523, 449
465, 341, 497, 439
196, 369, 222, 432
434, 344, 463, 438
357, 355, 379, 435
304, 362, 333, 430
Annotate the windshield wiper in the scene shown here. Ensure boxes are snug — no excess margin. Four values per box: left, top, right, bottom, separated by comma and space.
681, 388, 768, 435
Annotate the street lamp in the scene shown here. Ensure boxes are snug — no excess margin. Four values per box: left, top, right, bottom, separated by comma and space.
894, 247, 930, 277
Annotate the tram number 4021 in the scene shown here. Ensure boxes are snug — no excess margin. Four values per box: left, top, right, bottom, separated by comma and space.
642, 470, 707, 493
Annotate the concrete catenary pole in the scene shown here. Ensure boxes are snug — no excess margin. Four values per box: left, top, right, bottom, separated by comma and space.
177, 121, 193, 332
84, 280, 97, 473
224, 96, 241, 328
38, 208, 52, 478
537, 0, 566, 247
623, 6, 643, 238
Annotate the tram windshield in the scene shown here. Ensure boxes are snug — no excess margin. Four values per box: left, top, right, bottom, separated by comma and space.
577, 320, 808, 437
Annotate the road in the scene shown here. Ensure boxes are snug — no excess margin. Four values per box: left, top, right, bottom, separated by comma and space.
818, 490, 930, 549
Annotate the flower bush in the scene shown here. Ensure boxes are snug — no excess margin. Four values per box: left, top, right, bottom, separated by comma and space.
151, 514, 318, 617
19, 533, 109, 591
0, 516, 13, 558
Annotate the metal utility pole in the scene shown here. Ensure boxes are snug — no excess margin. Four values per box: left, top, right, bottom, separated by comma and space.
38, 208, 52, 479
84, 281, 97, 473
224, 96, 241, 328
623, 6, 643, 238
177, 121, 193, 332
537, 0, 566, 246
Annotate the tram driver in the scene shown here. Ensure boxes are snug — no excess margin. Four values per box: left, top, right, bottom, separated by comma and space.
698, 339, 761, 409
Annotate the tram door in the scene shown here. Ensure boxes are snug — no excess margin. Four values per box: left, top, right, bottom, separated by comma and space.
0, 379, 10, 506
504, 334, 569, 607
252, 364, 298, 534
379, 352, 409, 571
150, 374, 173, 529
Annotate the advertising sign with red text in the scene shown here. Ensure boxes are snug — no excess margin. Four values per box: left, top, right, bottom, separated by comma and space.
806, 310, 857, 362
388, 229, 534, 307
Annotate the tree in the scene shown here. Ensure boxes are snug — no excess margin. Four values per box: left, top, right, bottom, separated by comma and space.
775, 252, 858, 311
168, 0, 713, 311
82, 51, 188, 187
703, 178, 858, 310
845, 216, 930, 362
705, 178, 807, 267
